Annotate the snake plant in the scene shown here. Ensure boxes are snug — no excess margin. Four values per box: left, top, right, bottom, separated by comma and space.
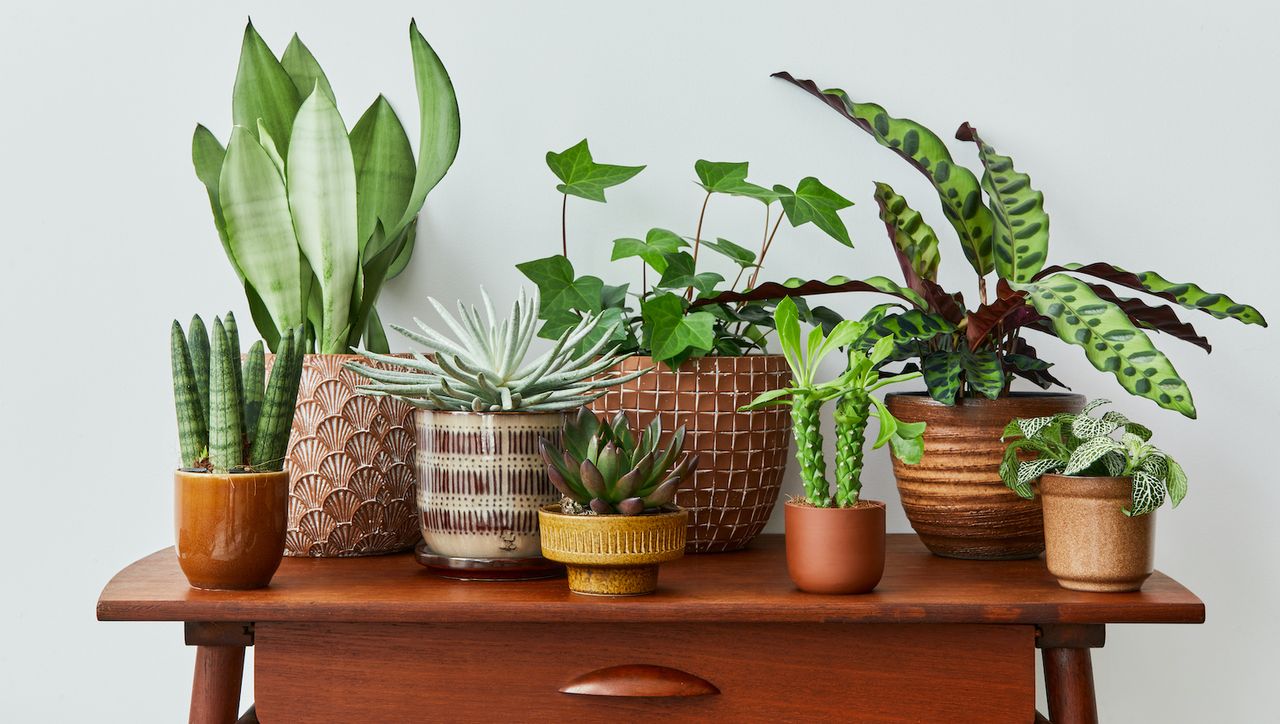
193, 20, 460, 355
347, 288, 650, 412
742, 297, 925, 508
171, 312, 305, 473
540, 409, 698, 515
1000, 399, 1186, 516
760, 72, 1266, 418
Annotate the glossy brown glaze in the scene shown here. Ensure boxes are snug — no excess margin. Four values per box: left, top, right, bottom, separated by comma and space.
784, 500, 885, 594
174, 470, 288, 590
886, 392, 1085, 560
1040, 475, 1155, 592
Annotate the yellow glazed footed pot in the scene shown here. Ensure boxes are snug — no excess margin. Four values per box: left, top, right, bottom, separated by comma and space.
538, 504, 688, 596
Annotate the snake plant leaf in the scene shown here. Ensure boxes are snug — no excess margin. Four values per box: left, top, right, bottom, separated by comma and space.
208, 318, 245, 473
242, 340, 266, 445
347, 222, 407, 351
694, 160, 778, 203
873, 182, 940, 283
1013, 274, 1197, 417
611, 227, 688, 272
385, 218, 418, 280
656, 252, 724, 295
922, 350, 962, 404
773, 177, 854, 247
255, 120, 287, 177
641, 292, 716, 365
288, 88, 360, 354
701, 238, 757, 268
1038, 262, 1267, 327
959, 347, 1005, 400
397, 20, 461, 232
171, 321, 207, 468
516, 255, 604, 319
351, 95, 415, 257
191, 126, 242, 281
546, 139, 645, 202
281, 34, 335, 102
220, 126, 305, 334
232, 21, 301, 154
244, 283, 281, 351
773, 72, 994, 275
364, 308, 391, 354
694, 275, 926, 309
1086, 282, 1211, 352
955, 123, 1049, 282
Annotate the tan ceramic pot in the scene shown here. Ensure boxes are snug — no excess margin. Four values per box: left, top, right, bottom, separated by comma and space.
538, 504, 688, 595
886, 392, 1085, 560
267, 353, 421, 557
589, 355, 792, 553
784, 500, 886, 594
1041, 474, 1156, 592
174, 470, 289, 590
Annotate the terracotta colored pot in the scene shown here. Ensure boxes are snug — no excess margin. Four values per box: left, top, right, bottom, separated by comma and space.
589, 355, 792, 553
174, 469, 289, 590
538, 504, 688, 596
886, 392, 1085, 560
1041, 474, 1156, 592
415, 410, 565, 562
267, 353, 421, 557
784, 500, 886, 594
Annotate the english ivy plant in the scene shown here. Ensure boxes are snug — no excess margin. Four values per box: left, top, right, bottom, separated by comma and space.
753, 72, 1268, 418
999, 399, 1187, 516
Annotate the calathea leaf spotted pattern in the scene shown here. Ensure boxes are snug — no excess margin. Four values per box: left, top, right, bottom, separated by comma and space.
873, 182, 941, 282
955, 123, 1049, 283
1040, 262, 1267, 327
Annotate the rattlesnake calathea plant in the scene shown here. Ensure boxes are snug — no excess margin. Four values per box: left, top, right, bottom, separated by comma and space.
171, 313, 305, 473
539, 409, 699, 515
1000, 399, 1187, 516
742, 297, 926, 507
733, 72, 1268, 418
346, 288, 651, 411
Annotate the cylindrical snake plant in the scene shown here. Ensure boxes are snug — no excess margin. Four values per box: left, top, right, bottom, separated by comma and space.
171, 312, 305, 473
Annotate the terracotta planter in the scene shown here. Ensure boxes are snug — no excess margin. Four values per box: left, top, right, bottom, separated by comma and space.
267, 353, 421, 557
1041, 474, 1156, 592
886, 392, 1085, 560
784, 500, 886, 594
538, 504, 688, 595
174, 469, 289, 590
590, 355, 792, 553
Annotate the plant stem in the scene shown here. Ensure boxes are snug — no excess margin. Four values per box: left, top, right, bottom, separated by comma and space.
561, 193, 568, 257
747, 211, 784, 291
686, 191, 712, 300
791, 392, 831, 506
834, 392, 870, 507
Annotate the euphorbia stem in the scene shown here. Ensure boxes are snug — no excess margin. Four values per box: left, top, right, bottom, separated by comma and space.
686, 191, 712, 300
561, 193, 568, 257
791, 392, 830, 507
834, 391, 870, 508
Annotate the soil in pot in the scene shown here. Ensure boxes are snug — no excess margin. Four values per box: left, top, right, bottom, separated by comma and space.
784, 499, 886, 594
1041, 474, 1156, 592
174, 469, 289, 590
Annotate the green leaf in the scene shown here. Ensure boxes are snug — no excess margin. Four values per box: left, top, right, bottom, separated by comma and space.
772, 177, 854, 246
287, 89, 360, 354
922, 350, 962, 404
698, 275, 925, 309
701, 238, 757, 268
347, 222, 404, 350
872, 182, 940, 282
350, 95, 416, 257
385, 217, 418, 280
546, 139, 644, 202
611, 227, 687, 272
694, 160, 778, 203
516, 255, 604, 318
281, 34, 335, 102
857, 309, 955, 350
1014, 274, 1197, 417
959, 347, 1005, 400
192, 125, 242, 283
397, 19, 461, 231
889, 431, 925, 465
1064, 436, 1124, 475
1046, 262, 1268, 327
365, 307, 390, 354
232, 21, 301, 154
956, 124, 1048, 282
740, 387, 796, 410
642, 292, 715, 364
774, 296, 803, 379
656, 252, 724, 295
1166, 458, 1188, 507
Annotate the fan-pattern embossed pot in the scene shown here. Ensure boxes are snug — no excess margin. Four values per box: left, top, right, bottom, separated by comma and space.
590, 355, 792, 553
267, 354, 421, 557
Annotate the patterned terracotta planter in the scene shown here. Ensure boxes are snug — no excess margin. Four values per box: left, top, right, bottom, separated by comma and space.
539, 504, 688, 596
267, 354, 421, 557
415, 410, 565, 561
590, 355, 792, 553
885, 392, 1085, 560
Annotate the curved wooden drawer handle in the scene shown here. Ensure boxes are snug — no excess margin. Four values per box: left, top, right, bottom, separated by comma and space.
560, 664, 720, 698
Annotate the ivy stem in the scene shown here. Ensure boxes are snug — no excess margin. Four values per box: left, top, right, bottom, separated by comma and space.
748, 214, 785, 291
560, 193, 568, 257
686, 191, 712, 300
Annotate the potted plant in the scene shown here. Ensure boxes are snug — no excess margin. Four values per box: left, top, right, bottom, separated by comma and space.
192, 20, 461, 556
170, 313, 304, 590
347, 288, 649, 579
536, 410, 698, 596
761, 71, 1265, 559
1000, 399, 1185, 591
743, 298, 926, 594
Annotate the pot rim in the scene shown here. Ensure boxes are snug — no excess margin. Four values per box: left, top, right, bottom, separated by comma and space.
783, 499, 886, 511
414, 408, 571, 417
617, 352, 787, 363
173, 468, 290, 480
885, 391, 1086, 406
538, 502, 687, 520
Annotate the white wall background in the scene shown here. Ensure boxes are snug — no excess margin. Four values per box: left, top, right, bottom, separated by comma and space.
2, 1, 1276, 720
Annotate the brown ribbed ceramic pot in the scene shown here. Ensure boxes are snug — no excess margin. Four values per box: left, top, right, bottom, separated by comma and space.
1041, 474, 1156, 592
886, 392, 1085, 560
589, 355, 792, 553
784, 500, 886, 594
174, 470, 288, 590
266, 354, 421, 557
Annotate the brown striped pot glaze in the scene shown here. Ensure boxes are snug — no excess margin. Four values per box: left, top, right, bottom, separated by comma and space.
885, 392, 1085, 560
174, 470, 289, 590
589, 355, 792, 553
415, 410, 566, 559
1040, 474, 1156, 592
538, 505, 688, 596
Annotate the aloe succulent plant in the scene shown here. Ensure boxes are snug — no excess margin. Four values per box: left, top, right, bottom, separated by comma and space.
171, 312, 305, 473
540, 409, 698, 515
347, 288, 650, 412
193, 20, 459, 355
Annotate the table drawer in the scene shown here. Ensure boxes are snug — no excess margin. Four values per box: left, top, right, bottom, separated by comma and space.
256, 621, 1034, 723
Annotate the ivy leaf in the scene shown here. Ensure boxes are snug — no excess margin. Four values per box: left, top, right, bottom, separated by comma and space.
641, 292, 716, 364
656, 252, 725, 295
694, 160, 778, 203
601, 283, 630, 309
546, 139, 645, 202
610, 227, 687, 272
701, 238, 757, 268
573, 306, 627, 354
516, 255, 603, 319
773, 177, 854, 247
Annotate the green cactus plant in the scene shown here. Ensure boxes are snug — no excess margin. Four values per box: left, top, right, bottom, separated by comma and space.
539, 409, 699, 515
171, 312, 305, 473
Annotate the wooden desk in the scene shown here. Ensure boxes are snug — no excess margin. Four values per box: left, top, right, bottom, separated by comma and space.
98, 534, 1202, 723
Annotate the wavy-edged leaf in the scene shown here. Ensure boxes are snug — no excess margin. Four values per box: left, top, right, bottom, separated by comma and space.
1086, 282, 1211, 352
351, 95, 415, 257
873, 181, 940, 282
692, 275, 925, 309
232, 21, 301, 154
547, 138, 644, 202
1038, 262, 1266, 327
1007, 337, 1067, 391
922, 350, 962, 404
959, 348, 1005, 399
398, 19, 461, 231
192, 125, 241, 282
281, 34, 335, 102
858, 309, 955, 351
966, 293, 1030, 350
955, 123, 1048, 282
773, 177, 854, 246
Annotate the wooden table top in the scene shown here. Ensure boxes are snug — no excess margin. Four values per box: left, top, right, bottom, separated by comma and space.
97, 534, 1203, 626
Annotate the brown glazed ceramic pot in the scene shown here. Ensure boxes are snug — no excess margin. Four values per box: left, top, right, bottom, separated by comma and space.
1040, 474, 1156, 592
589, 355, 792, 553
174, 470, 289, 590
538, 505, 688, 596
267, 354, 421, 557
886, 392, 1085, 560
784, 500, 886, 594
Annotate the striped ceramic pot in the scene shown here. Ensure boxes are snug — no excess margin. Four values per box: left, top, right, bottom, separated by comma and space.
414, 410, 566, 559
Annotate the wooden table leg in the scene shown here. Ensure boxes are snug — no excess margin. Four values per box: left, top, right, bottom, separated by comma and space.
185, 622, 254, 724
1036, 624, 1103, 724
